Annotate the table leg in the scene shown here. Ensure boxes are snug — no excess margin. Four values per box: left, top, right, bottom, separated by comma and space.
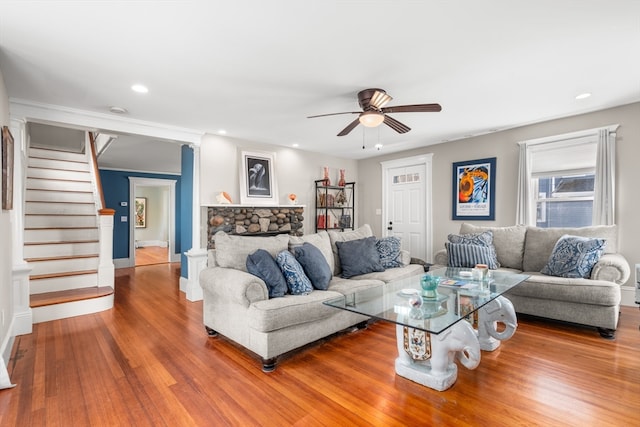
477, 296, 518, 351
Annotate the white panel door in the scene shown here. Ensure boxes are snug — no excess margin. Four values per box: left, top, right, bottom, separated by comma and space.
385, 164, 426, 261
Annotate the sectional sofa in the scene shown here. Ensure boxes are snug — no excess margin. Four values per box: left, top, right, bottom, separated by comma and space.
199, 225, 424, 371
433, 223, 630, 338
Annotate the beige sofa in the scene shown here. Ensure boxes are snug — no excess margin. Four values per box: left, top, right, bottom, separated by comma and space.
434, 223, 630, 338
199, 225, 424, 371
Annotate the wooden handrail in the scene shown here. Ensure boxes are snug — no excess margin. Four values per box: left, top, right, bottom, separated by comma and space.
88, 132, 107, 210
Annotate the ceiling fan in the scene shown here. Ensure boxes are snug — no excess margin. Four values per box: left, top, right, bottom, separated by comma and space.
307, 88, 441, 136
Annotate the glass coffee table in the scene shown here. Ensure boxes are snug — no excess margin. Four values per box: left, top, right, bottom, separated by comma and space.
324, 267, 529, 391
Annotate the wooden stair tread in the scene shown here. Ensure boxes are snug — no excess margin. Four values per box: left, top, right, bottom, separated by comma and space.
25, 226, 98, 230
30, 269, 98, 281
26, 188, 93, 193
27, 176, 91, 182
30, 286, 113, 308
25, 240, 99, 246
26, 254, 99, 262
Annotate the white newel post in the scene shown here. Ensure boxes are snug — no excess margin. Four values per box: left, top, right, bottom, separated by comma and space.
98, 209, 115, 287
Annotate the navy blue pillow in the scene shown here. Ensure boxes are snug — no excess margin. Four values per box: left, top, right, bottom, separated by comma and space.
293, 242, 332, 290
246, 249, 288, 298
336, 236, 385, 279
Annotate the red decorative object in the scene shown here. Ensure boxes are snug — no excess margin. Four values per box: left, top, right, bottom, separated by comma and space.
338, 169, 346, 187
322, 166, 331, 186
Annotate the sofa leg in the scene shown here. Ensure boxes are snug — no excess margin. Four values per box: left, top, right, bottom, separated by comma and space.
262, 358, 277, 373
597, 328, 615, 339
205, 326, 218, 337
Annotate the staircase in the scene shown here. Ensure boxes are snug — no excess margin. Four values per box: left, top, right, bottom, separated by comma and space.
24, 145, 114, 323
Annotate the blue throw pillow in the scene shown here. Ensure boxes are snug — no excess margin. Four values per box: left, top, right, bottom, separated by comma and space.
448, 231, 500, 268
445, 242, 499, 269
541, 235, 605, 278
335, 236, 385, 279
246, 249, 288, 298
275, 250, 313, 295
376, 236, 402, 268
293, 242, 332, 290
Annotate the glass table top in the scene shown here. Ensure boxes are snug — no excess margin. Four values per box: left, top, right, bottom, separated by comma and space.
324, 267, 529, 335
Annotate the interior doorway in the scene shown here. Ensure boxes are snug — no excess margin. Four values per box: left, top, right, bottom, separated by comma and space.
129, 177, 178, 267
381, 154, 434, 262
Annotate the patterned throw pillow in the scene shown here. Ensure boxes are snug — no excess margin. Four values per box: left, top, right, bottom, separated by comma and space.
445, 242, 499, 269
275, 250, 313, 295
376, 236, 402, 268
448, 231, 500, 268
541, 235, 605, 278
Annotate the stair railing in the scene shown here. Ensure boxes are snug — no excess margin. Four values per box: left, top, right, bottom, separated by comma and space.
88, 132, 115, 288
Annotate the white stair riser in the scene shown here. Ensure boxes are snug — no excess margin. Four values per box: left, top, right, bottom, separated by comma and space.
24, 228, 99, 243
25, 202, 97, 215
26, 189, 94, 203
29, 257, 99, 276
28, 157, 90, 172
29, 148, 87, 163
28, 167, 91, 181
24, 242, 99, 259
32, 293, 113, 324
30, 273, 98, 294
25, 215, 97, 228
26, 178, 92, 192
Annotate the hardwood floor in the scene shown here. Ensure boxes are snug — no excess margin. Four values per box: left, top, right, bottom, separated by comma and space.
1, 263, 638, 426
135, 245, 169, 266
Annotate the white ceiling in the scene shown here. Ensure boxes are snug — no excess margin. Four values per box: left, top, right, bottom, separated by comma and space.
1, 1, 639, 165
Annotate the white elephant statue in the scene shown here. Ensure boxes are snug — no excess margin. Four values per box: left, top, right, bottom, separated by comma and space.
395, 319, 481, 391
477, 295, 518, 351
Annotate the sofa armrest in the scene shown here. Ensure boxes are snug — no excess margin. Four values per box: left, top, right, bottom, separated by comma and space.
591, 253, 631, 285
434, 248, 448, 266
199, 267, 269, 307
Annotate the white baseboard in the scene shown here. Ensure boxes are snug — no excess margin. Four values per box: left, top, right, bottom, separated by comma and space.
114, 258, 131, 269
621, 285, 638, 307
135, 240, 168, 248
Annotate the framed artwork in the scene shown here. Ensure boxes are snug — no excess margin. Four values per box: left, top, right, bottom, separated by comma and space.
452, 157, 496, 220
239, 150, 278, 205
2, 126, 14, 211
135, 197, 147, 228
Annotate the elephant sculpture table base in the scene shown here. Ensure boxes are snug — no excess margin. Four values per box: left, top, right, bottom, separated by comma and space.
395, 319, 481, 391
477, 296, 518, 351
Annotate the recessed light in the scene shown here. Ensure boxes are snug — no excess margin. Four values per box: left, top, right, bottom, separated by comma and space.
109, 106, 127, 114
575, 92, 591, 100
218, 129, 227, 135
292, 143, 299, 148
131, 84, 148, 93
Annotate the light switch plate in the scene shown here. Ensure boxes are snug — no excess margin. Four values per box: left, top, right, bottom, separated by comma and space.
121, 216, 128, 222
120, 201, 128, 206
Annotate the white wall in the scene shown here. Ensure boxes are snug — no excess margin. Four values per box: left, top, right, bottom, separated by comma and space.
0, 66, 14, 364
199, 134, 358, 239
135, 186, 169, 244
358, 102, 640, 288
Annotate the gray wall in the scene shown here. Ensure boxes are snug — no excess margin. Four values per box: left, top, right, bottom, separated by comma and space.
0, 66, 13, 363
357, 102, 640, 286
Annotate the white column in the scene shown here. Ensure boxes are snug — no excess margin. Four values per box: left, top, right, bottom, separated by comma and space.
98, 210, 115, 287
183, 144, 207, 301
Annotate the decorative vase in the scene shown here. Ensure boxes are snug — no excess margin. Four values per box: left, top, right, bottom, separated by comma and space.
338, 169, 346, 187
421, 275, 439, 299
323, 167, 331, 186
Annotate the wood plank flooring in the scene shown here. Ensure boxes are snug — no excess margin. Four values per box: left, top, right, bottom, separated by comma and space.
1, 262, 638, 426
135, 246, 169, 266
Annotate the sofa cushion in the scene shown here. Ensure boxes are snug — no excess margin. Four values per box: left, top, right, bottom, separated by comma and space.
376, 236, 402, 268
328, 224, 374, 274
275, 250, 313, 295
293, 242, 332, 290
335, 236, 385, 278
522, 225, 617, 272
214, 231, 289, 272
445, 242, 499, 269
246, 249, 288, 298
541, 235, 606, 278
459, 223, 526, 270
448, 230, 499, 268
289, 231, 335, 275
350, 263, 425, 283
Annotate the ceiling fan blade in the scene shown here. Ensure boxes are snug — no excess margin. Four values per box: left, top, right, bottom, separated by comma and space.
382, 103, 442, 114
383, 115, 411, 134
369, 90, 392, 109
307, 111, 360, 119
337, 118, 361, 136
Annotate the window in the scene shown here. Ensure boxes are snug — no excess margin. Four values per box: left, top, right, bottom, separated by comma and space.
516, 125, 617, 227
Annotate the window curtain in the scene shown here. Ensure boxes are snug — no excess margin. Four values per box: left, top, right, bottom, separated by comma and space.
592, 129, 616, 225
515, 142, 533, 225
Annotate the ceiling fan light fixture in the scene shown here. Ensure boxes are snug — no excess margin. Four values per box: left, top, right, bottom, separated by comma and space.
359, 111, 385, 127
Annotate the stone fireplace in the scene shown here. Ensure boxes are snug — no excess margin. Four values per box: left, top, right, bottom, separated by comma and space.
206, 205, 304, 249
